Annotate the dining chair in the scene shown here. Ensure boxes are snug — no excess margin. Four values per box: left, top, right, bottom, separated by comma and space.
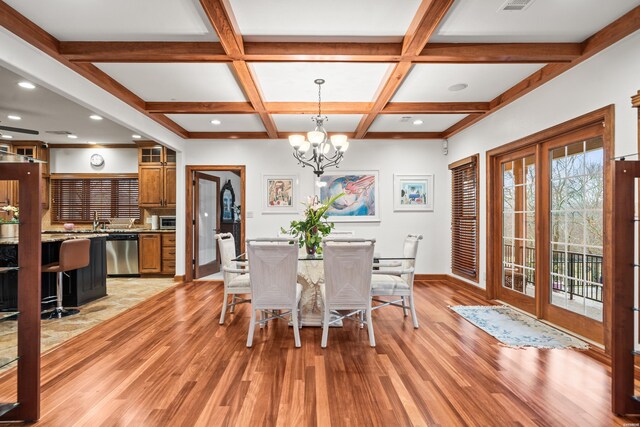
321, 238, 376, 348
246, 238, 302, 348
216, 233, 250, 325
371, 234, 423, 328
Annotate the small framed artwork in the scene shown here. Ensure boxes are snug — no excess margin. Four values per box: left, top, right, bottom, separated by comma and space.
394, 174, 434, 211
315, 170, 380, 222
263, 174, 298, 214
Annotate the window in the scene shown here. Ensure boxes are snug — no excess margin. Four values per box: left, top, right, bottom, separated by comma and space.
51, 175, 140, 223
450, 155, 479, 282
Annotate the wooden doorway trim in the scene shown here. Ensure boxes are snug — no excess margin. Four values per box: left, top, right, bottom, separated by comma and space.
486, 105, 614, 351
185, 165, 246, 283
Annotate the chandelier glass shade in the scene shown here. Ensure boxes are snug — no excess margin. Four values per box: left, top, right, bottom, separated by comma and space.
288, 79, 349, 176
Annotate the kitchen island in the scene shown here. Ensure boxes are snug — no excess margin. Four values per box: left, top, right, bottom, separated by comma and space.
0, 233, 107, 311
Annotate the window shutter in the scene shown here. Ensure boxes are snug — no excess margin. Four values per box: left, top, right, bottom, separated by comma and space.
51, 176, 140, 223
450, 156, 479, 281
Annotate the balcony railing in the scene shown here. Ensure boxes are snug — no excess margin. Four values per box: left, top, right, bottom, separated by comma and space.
503, 245, 603, 303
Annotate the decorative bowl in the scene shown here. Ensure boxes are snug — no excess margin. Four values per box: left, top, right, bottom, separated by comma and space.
63, 223, 75, 231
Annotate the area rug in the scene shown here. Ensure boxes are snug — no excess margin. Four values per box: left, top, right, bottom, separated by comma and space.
450, 305, 589, 350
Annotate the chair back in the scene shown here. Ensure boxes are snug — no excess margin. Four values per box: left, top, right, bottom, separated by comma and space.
216, 233, 238, 277
322, 239, 375, 310
247, 238, 298, 309
402, 234, 423, 283
59, 238, 91, 271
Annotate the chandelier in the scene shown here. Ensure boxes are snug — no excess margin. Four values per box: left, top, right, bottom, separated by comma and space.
288, 79, 349, 176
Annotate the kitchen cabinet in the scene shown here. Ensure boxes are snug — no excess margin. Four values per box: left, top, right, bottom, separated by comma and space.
138, 145, 176, 208
161, 233, 176, 275
10, 142, 49, 209
139, 233, 162, 273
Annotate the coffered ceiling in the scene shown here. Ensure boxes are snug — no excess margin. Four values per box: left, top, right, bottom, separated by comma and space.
1, 0, 639, 141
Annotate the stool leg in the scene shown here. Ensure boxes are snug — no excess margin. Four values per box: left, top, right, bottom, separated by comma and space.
43, 271, 79, 319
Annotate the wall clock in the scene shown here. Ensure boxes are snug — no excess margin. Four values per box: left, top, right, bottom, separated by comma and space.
90, 153, 104, 167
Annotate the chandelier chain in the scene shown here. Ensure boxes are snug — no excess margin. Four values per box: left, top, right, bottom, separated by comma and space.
317, 82, 322, 117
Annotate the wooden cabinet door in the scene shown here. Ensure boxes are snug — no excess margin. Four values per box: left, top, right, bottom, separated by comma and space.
139, 234, 162, 273
164, 166, 176, 208
139, 166, 163, 207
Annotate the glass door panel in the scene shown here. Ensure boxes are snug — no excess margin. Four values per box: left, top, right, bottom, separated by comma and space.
502, 154, 536, 298
194, 173, 221, 279
549, 137, 604, 321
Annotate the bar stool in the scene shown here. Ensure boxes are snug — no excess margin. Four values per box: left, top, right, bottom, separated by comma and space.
41, 238, 90, 319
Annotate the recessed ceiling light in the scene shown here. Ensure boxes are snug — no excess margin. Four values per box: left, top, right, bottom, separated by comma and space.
89, 114, 103, 121
132, 134, 141, 139
210, 119, 222, 125
67, 134, 78, 139
87, 141, 97, 145
7, 115, 21, 121
413, 119, 424, 125
1, 135, 13, 139
18, 81, 36, 89
448, 83, 468, 92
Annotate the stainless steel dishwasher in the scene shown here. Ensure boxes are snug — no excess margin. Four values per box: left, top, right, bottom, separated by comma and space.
106, 234, 140, 276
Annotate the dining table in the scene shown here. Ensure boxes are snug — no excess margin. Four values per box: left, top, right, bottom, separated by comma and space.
234, 251, 415, 327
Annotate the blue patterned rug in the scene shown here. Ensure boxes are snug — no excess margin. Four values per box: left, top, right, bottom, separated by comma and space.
450, 305, 589, 350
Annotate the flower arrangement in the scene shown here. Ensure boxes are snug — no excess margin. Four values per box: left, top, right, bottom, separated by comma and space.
0, 206, 19, 224
281, 193, 343, 255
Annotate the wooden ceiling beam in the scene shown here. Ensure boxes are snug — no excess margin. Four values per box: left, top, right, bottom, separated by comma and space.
199, 0, 244, 58
146, 102, 256, 114
230, 61, 279, 138
417, 43, 582, 63
443, 5, 640, 138
403, 0, 456, 56
243, 42, 402, 62
382, 102, 490, 114
60, 41, 229, 62
187, 131, 444, 140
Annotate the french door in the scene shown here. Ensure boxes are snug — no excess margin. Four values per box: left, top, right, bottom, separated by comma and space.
490, 116, 609, 344
194, 172, 221, 279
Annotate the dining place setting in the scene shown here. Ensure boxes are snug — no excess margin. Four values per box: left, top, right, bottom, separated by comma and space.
215, 192, 422, 348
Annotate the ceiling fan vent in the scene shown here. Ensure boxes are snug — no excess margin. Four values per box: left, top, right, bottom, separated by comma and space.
498, 0, 535, 11
46, 130, 73, 135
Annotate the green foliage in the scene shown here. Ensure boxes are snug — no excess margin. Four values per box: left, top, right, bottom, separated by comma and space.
280, 193, 344, 254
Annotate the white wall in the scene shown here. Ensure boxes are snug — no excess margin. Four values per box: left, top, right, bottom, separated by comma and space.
50, 148, 138, 174
180, 138, 450, 275
446, 30, 640, 289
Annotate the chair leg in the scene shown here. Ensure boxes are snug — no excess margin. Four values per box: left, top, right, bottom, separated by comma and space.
219, 290, 228, 324
230, 295, 236, 313
367, 304, 376, 347
259, 310, 266, 329
292, 307, 301, 348
321, 308, 330, 348
409, 293, 419, 329
401, 296, 409, 317
247, 309, 256, 347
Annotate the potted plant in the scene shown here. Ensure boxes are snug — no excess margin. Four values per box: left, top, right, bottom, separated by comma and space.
281, 193, 343, 255
0, 206, 19, 238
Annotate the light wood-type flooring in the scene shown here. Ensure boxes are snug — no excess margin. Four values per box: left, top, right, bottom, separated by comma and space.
1, 280, 637, 426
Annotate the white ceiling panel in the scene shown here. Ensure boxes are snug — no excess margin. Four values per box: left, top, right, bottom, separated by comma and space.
229, 0, 422, 41
252, 63, 393, 102
4, 0, 218, 42
166, 114, 265, 132
432, 0, 640, 42
392, 63, 545, 102
94, 63, 247, 102
369, 114, 467, 132
273, 115, 363, 132
0, 66, 137, 144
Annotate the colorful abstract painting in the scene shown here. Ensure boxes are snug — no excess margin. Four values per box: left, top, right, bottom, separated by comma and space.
316, 171, 379, 222
394, 174, 434, 211
263, 174, 297, 213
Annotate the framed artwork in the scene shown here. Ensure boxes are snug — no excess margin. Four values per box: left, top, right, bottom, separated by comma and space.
220, 180, 236, 223
315, 170, 380, 222
263, 174, 298, 214
394, 174, 434, 211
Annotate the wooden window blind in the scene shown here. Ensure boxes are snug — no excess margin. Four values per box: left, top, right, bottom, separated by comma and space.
449, 155, 479, 282
51, 176, 140, 223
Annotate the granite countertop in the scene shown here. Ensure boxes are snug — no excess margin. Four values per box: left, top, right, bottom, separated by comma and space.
42, 229, 176, 234
0, 233, 106, 245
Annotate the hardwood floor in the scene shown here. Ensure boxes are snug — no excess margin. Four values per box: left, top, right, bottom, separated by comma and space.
0, 280, 637, 426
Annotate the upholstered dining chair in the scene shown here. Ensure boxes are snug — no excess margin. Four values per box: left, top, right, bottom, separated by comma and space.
371, 234, 423, 328
321, 238, 376, 348
246, 238, 302, 348
216, 233, 250, 325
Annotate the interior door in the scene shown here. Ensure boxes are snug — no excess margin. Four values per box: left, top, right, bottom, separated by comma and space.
194, 172, 221, 279
496, 147, 537, 315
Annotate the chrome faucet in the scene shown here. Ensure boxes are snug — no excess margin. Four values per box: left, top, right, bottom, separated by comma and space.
92, 211, 100, 231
